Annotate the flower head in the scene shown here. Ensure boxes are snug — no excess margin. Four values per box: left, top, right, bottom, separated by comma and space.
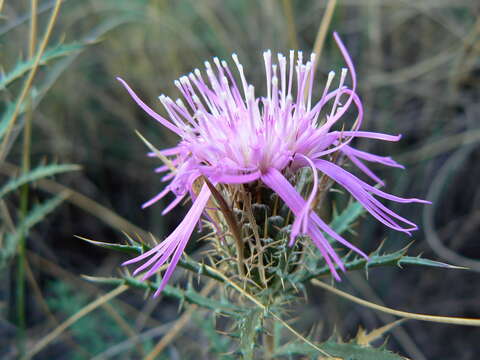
119, 33, 429, 296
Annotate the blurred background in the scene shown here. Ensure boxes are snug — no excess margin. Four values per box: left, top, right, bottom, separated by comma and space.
1, 0, 479, 358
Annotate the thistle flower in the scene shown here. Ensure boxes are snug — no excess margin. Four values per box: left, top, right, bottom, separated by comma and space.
118, 33, 429, 296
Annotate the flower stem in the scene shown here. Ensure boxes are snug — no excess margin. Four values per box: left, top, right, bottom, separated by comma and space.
263, 318, 275, 359
204, 179, 245, 277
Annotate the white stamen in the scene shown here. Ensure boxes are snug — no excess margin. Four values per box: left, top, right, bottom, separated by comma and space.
322, 71, 336, 99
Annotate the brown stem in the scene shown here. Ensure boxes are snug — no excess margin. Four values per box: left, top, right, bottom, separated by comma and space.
204, 179, 245, 277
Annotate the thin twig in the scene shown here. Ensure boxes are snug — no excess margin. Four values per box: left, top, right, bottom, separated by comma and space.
17, 0, 39, 349
282, 0, 298, 50
0, 0, 63, 159
23, 285, 128, 360
204, 179, 246, 277
27, 251, 163, 328
348, 272, 427, 360
24, 259, 91, 357
312, 0, 338, 73
145, 280, 217, 359
311, 279, 480, 326
90, 323, 173, 360
303, 0, 337, 102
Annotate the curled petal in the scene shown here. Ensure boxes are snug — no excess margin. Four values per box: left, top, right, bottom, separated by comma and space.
341, 145, 404, 186
333, 131, 402, 142
123, 184, 211, 296
314, 159, 428, 234
291, 154, 318, 241
117, 77, 182, 135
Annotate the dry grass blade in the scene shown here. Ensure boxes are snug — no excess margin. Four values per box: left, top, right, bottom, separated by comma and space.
145, 280, 217, 359
0, 0, 63, 159
304, 0, 337, 102
135, 130, 176, 172
349, 272, 426, 360
23, 285, 128, 360
312, 0, 337, 72
24, 259, 90, 356
28, 251, 162, 329
311, 279, 480, 326
0, 162, 149, 239
282, 0, 298, 50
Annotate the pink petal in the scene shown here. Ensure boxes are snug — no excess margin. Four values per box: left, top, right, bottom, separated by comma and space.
117, 77, 182, 135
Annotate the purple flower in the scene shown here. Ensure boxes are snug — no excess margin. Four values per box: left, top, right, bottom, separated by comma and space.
119, 33, 429, 296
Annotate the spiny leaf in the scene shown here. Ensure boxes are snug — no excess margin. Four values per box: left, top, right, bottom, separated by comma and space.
397, 255, 466, 270
16, 194, 67, 233
76, 236, 143, 255
0, 194, 66, 268
0, 102, 16, 140
355, 320, 405, 346
83, 275, 241, 317
0, 42, 85, 90
275, 341, 406, 360
0, 163, 80, 199
330, 200, 365, 236
298, 245, 462, 283
81, 236, 225, 282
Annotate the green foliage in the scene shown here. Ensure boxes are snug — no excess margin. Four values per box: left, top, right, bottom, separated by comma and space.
0, 15, 138, 142
81, 197, 457, 359
79, 236, 144, 255
46, 280, 126, 360
84, 275, 243, 317
0, 163, 80, 199
81, 235, 225, 282
193, 313, 234, 359
275, 340, 404, 360
85, 231, 458, 297
297, 241, 460, 283
0, 43, 85, 90
330, 200, 365, 238
0, 102, 15, 140
0, 195, 66, 269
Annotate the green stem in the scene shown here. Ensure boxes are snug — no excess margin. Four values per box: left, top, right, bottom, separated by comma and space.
16, 92, 31, 353
17, 1, 38, 351
263, 318, 275, 359
85, 275, 242, 317
16, 108, 31, 351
